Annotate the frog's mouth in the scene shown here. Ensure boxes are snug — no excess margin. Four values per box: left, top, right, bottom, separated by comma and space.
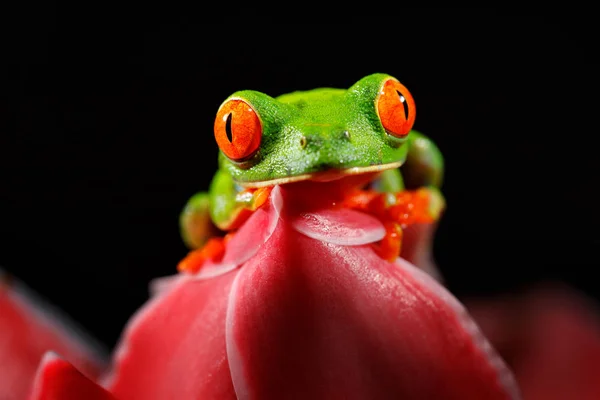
235, 161, 403, 188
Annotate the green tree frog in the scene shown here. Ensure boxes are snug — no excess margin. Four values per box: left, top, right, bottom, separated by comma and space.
178, 73, 444, 273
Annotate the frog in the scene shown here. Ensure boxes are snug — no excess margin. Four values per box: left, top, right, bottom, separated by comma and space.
178, 73, 445, 273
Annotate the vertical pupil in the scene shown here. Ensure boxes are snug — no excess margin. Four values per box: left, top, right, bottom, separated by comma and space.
225, 112, 233, 143
396, 90, 409, 120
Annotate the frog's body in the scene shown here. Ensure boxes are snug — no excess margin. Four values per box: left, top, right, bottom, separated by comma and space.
179, 73, 444, 272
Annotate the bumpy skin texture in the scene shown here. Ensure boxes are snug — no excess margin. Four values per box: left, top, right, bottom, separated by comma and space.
181, 73, 444, 245
218, 74, 411, 184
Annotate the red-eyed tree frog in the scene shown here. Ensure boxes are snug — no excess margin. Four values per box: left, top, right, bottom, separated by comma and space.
178, 73, 445, 273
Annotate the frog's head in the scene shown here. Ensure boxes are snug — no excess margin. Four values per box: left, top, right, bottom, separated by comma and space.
214, 73, 416, 187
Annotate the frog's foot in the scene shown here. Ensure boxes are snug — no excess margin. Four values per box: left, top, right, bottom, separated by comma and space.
389, 186, 445, 226
177, 233, 234, 274
177, 186, 274, 274
371, 221, 403, 262
180, 192, 223, 250
236, 186, 273, 209
216, 186, 273, 231
342, 186, 445, 262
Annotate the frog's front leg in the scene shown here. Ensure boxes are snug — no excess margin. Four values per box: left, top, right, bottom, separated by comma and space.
378, 130, 446, 222
343, 185, 443, 261
398, 130, 446, 273
178, 170, 271, 274
207, 169, 272, 232
179, 192, 220, 250
370, 130, 444, 198
345, 132, 445, 262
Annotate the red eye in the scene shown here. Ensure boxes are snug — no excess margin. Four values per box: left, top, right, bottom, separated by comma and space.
376, 78, 416, 138
214, 99, 262, 161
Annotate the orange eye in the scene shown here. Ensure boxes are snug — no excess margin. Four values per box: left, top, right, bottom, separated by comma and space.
376, 78, 416, 138
214, 99, 262, 161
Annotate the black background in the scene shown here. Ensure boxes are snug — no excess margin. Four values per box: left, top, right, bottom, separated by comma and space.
1, 12, 598, 348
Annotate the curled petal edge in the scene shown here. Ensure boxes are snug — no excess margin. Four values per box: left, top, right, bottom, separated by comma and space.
290, 207, 386, 246
395, 258, 522, 400
28, 352, 116, 400
194, 185, 284, 281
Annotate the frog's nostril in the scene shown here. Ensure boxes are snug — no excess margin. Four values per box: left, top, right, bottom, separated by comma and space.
300, 136, 308, 149
342, 130, 351, 141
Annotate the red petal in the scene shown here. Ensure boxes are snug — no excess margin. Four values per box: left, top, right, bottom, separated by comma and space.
220, 208, 271, 265
104, 271, 238, 399
227, 222, 519, 399
196, 186, 284, 280
467, 284, 600, 400
28, 352, 115, 400
0, 273, 106, 400
290, 208, 386, 245
194, 259, 238, 280
400, 222, 443, 281
148, 274, 180, 297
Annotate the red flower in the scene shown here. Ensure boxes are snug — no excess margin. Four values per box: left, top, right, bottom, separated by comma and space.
466, 283, 600, 400
2, 184, 518, 399
0, 275, 106, 400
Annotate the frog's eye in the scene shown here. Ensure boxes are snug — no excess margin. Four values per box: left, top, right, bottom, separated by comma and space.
376, 78, 416, 138
214, 99, 262, 161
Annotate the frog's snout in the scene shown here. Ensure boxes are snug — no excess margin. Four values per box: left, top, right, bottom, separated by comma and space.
299, 130, 351, 149
296, 129, 357, 170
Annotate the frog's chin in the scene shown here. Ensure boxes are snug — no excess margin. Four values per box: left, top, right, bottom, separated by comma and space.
236, 161, 403, 188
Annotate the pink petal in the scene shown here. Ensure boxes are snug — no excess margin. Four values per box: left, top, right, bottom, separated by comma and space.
0, 273, 106, 400
28, 352, 115, 400
467, 284, 600, 400
219, 208, 270, 266
226, 221, 519, 399
195, 260, 238, 280
104, 269, 238, 399
195, 185, 284, 280
400, 222, 443, 281
395, 258, 519, 398
290, 208, 386, 245
148, 274, 181, 297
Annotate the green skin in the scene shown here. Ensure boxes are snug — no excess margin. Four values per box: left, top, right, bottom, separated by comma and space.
180, 73, 444, 249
